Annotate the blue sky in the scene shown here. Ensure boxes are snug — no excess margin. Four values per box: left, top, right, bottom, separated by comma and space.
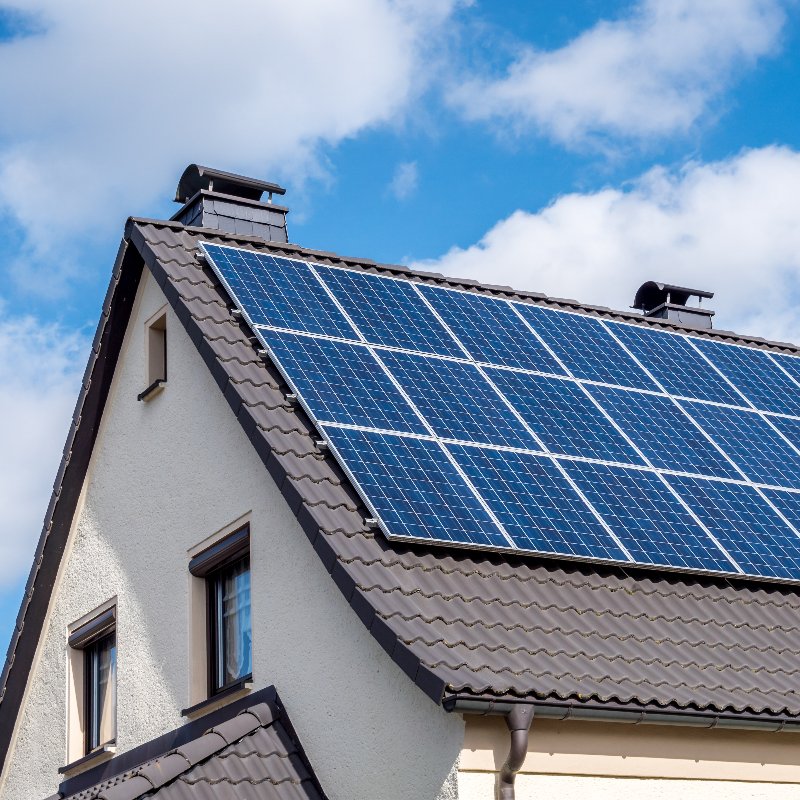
1, 0, 800, 655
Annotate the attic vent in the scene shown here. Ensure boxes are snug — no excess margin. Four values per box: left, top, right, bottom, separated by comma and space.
171, 164, 289, 242
633, 281, 714, 330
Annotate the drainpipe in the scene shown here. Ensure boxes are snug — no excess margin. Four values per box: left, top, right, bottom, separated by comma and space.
497, 704, 534, 800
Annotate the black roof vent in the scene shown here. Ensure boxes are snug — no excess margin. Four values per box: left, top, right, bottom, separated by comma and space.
633, 281, 715, 329
171, 164, 289, 242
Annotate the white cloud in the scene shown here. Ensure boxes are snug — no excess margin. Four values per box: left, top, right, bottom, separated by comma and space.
449, 0, 785, 146
0, 307, 87, 588
414, 146, 800, 344
388, 160, 419, 199
0, 0, 459, 262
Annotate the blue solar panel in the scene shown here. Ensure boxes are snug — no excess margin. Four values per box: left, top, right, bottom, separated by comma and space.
262, 331, 426, 434
608, 322, 745, 406
517, 305, 657, 390
316, 266, 464, 358
205, 242, 800, 583
322, 428, 508, 548
378, 350, 540, 449
590, 386, 740, 479
419, 285, 566, 375
771, 352, 800, 388
682, 401, 800, 489
488, 369, 645, 465
669, 476, 800, 580
201, 244, 356, 338
561, 461, 736, 572
693, 338, 800, 417
448, 445, 629, 560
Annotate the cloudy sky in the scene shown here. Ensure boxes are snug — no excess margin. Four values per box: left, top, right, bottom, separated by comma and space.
1, 0, 800, 651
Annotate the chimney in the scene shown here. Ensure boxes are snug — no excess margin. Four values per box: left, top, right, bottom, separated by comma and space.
171, 164, 289, 242
633, 281, 714, 329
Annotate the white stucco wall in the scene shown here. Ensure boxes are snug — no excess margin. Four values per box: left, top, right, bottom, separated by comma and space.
0, 268, 464, 800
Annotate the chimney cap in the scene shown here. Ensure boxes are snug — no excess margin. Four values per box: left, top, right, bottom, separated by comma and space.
633, 281, 714, 312
175, 164, 286, 204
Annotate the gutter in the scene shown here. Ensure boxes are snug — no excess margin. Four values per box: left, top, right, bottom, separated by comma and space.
444, 695, 800, 732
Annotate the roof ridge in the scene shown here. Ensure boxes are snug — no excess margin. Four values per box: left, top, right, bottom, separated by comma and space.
130, 218, 800, 353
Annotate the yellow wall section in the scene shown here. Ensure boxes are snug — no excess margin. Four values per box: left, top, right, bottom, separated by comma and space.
462, 715, 800, 790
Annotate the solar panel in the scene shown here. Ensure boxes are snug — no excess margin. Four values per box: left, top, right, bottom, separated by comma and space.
517, 304, 657, 390
693, 337, 800, 417
202, 244, 356, 338
668, 476, 800, 580
201, 242, 800, 585
419, 284, 566, 375
322, 428, 508, 548
681, 401, 800, 489
263, 331, 426, 434
589, 385, 741, 479
316, 266, 464, 358
487, 369, 645, 465
378, 350, 540, 449
448, 445, 628, 559
561, 461, 737, 572
608, 322, 745, 406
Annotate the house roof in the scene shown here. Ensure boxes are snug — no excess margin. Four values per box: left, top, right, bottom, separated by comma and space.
54, 688, 325, 800
5, 215, 800, 773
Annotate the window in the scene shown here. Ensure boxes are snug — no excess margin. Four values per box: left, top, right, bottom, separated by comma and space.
138, 309, 167, 401
188, 526, 252, 697
68, 606, 117, 758
208, 556, 252, 693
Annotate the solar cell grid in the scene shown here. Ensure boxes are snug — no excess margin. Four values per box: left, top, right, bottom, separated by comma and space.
516, 304, 657, 390
419, 285, 566, 375
378, 350, 540, 450
201, 244, 356, 338
693, 338, 800, 417
262, 331, 426, 434
203, 241, 800, 584
669, 476, 800, 580
607, 322, 745, 406
322, 427, 508, 548
449, 445, 629, 560
561, 461, 736, 572
682, 401, 800, 489
590, 385, 741, 479
487, 369, 645, 465
317, 266, 464, 358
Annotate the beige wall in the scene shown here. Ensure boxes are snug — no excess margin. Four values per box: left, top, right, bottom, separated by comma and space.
0, 268, 463, 800
460, 715, 800, 798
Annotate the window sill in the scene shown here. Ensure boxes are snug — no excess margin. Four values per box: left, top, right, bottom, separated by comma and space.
59, 743, 116, 776
181, 676, 253, 719
137, 379, 166, 402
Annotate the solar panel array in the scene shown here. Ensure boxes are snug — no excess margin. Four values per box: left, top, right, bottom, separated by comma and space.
202, 242, 800, 582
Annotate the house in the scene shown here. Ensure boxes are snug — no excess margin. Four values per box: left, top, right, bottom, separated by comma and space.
2, 164, 800, 800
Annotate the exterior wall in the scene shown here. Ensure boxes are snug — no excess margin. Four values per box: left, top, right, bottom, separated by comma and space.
0, 268, 463, 800
460, 715, 800, 798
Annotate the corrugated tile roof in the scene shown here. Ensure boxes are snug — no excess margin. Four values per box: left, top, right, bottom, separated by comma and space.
60, 691, 325, 800
126, 220, 800, 719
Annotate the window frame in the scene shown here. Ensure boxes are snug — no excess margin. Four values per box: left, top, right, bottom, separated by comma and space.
188, 525, 252, 698
67, 605, 117, 757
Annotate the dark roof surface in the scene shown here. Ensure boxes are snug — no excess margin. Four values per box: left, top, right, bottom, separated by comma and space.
6, 217, 800, 777
59, 690, 324, 800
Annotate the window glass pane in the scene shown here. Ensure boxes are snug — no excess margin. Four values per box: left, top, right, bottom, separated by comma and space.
87, 633, 116, 752
213, 557, 251, 690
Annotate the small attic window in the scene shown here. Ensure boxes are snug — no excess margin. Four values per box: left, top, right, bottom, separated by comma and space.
138, 309, 167, 401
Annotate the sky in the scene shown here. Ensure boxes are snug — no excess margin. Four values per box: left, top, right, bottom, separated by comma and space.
1, 0, 800, 655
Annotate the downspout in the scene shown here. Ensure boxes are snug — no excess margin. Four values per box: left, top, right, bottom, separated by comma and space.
497, 704, 534, 800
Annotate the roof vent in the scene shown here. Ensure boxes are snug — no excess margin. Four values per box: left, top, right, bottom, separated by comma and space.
171, 164, 289, 242
633, 281, 714, 329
